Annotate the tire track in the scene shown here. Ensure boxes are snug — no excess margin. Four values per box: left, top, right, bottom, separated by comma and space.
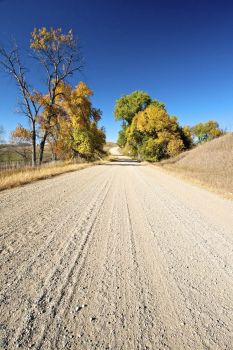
0, 169, 110, 295
11, 171, 113, 349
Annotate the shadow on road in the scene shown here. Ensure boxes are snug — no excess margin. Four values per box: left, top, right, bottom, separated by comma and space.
104, 162, 140, 166
103, 158, 141, 166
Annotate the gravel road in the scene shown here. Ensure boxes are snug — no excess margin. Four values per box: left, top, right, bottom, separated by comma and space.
1, 156, 233, 349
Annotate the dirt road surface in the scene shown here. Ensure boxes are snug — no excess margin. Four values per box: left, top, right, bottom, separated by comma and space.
1, 156, 233, 349
109, 146, 122, 156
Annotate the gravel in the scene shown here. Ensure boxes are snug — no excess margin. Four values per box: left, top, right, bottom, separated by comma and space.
1, 155, 233, 349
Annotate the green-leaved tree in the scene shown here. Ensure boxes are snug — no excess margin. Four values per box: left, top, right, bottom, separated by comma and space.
191, 120, 224, 143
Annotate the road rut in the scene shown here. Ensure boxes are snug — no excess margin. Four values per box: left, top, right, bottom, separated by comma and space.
1, 158, 233, 349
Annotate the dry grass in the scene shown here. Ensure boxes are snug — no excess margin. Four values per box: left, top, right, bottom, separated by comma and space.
159, 133, 233, 197
0, 161, 103, 191
0, 143, 53, 163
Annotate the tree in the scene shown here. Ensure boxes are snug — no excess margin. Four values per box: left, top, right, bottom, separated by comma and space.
0, 28, 104, 164
130, 104, 187, 160
0, 45, 41, 165
179, 125, 193, 149
115, 90, 167, 157
117, 125, 128, 147
118, 98, 192, 161
140, 138, 167, 161
191, 120, 224, 143
30, 27, 83, 164
11, 124, 31, 143
11, 124, 32, 161
114, 90, 151, 125
44, 81, 105, 160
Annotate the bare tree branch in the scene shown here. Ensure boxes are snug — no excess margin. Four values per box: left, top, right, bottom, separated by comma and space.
0, 43, 40, 165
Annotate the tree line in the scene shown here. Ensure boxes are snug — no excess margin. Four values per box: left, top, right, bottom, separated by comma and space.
114, 90, 224, 161
0, 28, 105, 166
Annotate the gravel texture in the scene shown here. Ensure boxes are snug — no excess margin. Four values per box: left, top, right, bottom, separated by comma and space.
1, 155, 233, 349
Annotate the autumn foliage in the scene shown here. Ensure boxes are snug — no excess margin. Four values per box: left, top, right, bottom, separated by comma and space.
191, 120, 224, 143
11, 124, 32, 144
115, 90, 224, 161
2, 27, 105, 164
30, 27, 75, 50
115, 91, 192, 161
45, 81, 105, 160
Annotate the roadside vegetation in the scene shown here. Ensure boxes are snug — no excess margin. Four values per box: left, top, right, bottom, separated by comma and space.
0, 141, 116, 191
114, 90, 233, 196
115, 90, 225, 161
160, 133, 233, 197
0, 28, 106, 167
0, 27, 107, 190
0, 160, 104, 191
0, 144, 53, 168
0, 28, 230, 195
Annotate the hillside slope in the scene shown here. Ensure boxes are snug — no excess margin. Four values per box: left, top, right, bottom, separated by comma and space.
160, 133, 233, 196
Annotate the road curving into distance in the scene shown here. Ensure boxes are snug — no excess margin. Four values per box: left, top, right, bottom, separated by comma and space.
1, 154, 233, 349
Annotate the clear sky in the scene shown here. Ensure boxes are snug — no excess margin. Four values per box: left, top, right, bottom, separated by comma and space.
0, 0, 233, 141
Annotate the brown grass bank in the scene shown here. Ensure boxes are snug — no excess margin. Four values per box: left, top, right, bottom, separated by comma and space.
159, 133, 233, 198
0, 161, 104, 191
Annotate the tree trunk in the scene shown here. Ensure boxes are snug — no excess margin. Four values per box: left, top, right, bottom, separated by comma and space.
39, 132, 48, 165
31, 121, 37, 166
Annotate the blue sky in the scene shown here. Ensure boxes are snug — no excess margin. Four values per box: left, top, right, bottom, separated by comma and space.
0, 0, 233, 141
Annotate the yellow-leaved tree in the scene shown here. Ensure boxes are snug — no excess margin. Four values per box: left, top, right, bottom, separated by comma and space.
42, 81, 105, 160
11, 124, 33, 161
30, 27, 83, 163
1, 27, 105, 164
115, 90, 192, 161
129, 104, 191, 160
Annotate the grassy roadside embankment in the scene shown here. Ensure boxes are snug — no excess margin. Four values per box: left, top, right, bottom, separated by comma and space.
0, 160, 105, 191
158, 133, 233, 198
